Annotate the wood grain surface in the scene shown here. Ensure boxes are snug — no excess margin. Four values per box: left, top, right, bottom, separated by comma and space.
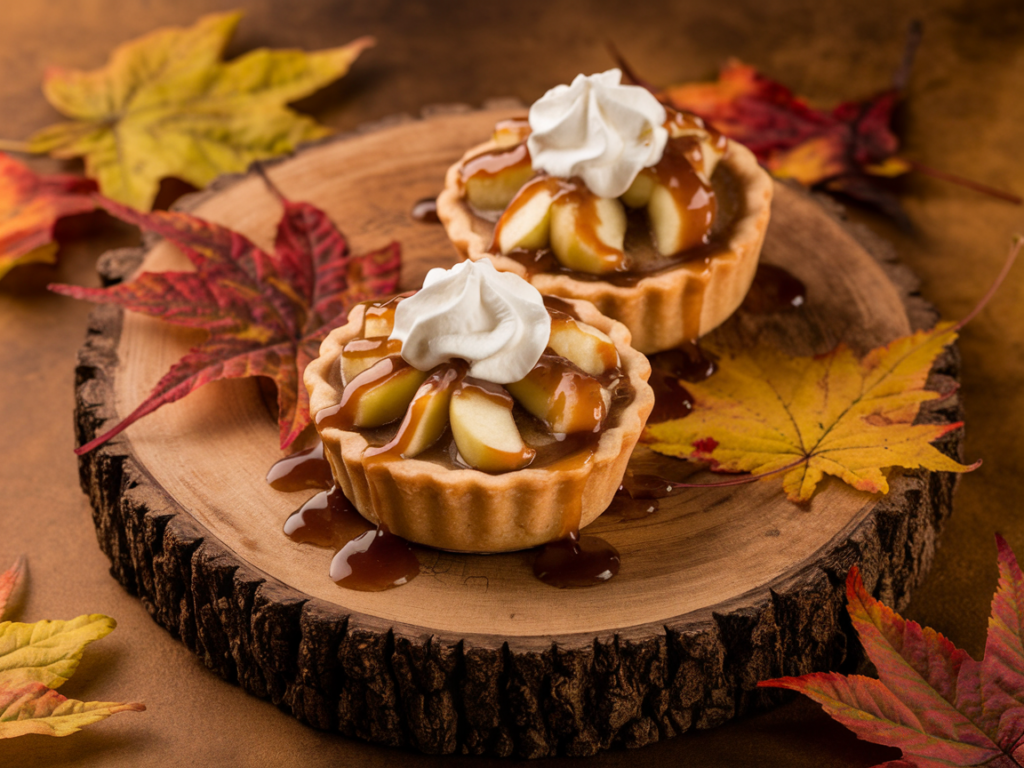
1, 2, 1021, 767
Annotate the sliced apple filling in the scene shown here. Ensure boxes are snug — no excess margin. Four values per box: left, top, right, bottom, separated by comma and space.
459, 108, 728, 275
324, 301, 626, 473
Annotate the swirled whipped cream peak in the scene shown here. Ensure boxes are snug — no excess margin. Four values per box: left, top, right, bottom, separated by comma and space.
527, 69, 668, 199
390, 259, 551, 384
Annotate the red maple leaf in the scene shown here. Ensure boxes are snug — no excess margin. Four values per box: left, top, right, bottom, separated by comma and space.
661, 59, 913, 221
760, 535, 1024, 767
51, 182, 401, 454
0, 152, 97, 281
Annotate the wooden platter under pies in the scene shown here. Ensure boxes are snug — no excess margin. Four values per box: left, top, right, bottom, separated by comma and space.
74, 107, 964, 758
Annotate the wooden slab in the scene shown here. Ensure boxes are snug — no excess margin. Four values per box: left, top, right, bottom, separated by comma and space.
74, 108, 963, 757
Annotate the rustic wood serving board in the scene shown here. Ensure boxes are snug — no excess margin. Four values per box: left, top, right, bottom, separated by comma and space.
74, 107, 963, 758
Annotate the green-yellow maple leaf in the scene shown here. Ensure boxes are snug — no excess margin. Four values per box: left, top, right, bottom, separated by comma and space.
644, 322, 977, 502
27, 11, 373, 210
0, 560, 143, 739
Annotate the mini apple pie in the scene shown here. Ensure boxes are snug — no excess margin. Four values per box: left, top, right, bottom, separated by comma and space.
304, 260, 653, 553
437, 69, 774, 354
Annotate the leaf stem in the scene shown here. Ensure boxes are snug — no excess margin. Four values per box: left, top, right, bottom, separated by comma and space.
952, 236, 1023, 333
907, 160, 1022, 205
253, 161, 285, 202
605, 40, 660, 94
0, 138, 33, 154
662, 456, 808, 491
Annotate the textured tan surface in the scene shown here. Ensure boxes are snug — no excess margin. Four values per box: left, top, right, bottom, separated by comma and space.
0, 1, 1022, 766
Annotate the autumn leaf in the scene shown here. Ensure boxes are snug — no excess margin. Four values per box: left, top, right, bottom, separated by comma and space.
0, 560, 144, 739
0, 153, 97, 281
759, 536, 1024, 768
0, 558, 25, 620
0, 682, 144, 739
660, 59, 911, 219
27, 12, 374, 210
51, 182, 401, 454
643, 322, 976, 502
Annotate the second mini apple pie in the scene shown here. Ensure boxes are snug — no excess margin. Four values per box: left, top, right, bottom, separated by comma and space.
437, 70, 774, 354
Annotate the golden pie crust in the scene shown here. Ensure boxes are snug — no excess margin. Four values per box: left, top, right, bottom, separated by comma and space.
304, 299, 654, 553
437, 138, 773, 355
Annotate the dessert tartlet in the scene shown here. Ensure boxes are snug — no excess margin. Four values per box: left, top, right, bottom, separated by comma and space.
437, 69, 774, 354
303, 260, 654, 553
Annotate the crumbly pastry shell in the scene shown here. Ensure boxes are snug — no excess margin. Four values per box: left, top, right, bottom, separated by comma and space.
304, 300, 654, 553
437, 138, 774, 354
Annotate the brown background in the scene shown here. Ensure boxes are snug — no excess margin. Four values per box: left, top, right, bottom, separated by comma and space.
1, 1, 1022, 766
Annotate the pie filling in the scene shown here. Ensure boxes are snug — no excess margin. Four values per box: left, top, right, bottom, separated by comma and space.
459, 109, 740, 286
315, 295, 635, 474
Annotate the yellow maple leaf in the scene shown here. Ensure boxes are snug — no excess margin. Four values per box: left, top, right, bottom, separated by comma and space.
0, 560, 144, 739
644, 322, 977, 502
27, 12, 373, 210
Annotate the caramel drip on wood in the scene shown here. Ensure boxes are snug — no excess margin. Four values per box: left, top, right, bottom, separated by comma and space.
284, 486, 419, 592
534, 530, 621, 588
411, 197, 441, 223
741, 264, 807, 314
266, 440, 334, 492
284, 485, 370, 547
329, 523, 420, 592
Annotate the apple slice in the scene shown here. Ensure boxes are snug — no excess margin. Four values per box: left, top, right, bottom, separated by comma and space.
367, 363, 466, 459
647, 177, 715, 256
362, 301, 400, 338
547, 315, 619, 376
340, 337, 404, 386
462, 144, 535, 211
620, 170, 656, 208
449, 379, 535, 472
492, 177, 555, 253
505, 354, 608, 434
492, 117, 531, 148
325, 356, 429, 430
549, 192, 627, 274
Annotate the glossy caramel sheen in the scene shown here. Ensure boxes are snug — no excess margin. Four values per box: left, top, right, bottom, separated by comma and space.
475, 107, 722, 278
266, 441, 334, 492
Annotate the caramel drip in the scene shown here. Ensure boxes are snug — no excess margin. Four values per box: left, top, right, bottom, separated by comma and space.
542, 295, 582, 320
329, 523, 420, 592
664, 108, 727, 153
534, 530, 621, 588
266, 440, 334, 492
648, 370, 695, 423
360, 296, 405, 337
741, 264, 807, 314
516, 353, 607, 434
411, 197, 441, 224
341, 336, 403, 364
284, 486, 419, 592
284, 485, 370, 547
460, 142, 531, 183
647, 136, 717, 255
649, 340, 717, 383
493, 116, 531, 145
316, 355, 413, 431
490, 176, 628, 271
365, 362, 467, 460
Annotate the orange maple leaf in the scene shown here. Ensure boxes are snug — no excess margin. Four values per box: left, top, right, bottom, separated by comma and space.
643, 321, 977, 502
0, 153, 97, 281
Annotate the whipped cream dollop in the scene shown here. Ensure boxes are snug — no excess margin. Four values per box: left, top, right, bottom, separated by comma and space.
390, 260, 551, 384
527, 69, 668, 199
